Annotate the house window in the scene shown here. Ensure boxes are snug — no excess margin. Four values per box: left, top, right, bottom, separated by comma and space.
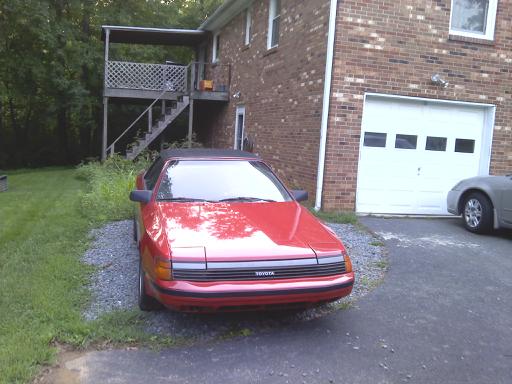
244, 8, 252, 46
267, 0, 281, 49
449, 0, 498, 40
212, 32, 220, 63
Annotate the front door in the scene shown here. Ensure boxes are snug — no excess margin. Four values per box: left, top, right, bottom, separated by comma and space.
235, 106, 245, 150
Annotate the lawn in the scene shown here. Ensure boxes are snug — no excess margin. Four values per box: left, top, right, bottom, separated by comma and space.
0, 169, 90, 382
0, 168, 149, 384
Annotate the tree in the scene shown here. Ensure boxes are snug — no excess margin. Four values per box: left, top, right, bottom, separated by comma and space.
0, 0, 221, 168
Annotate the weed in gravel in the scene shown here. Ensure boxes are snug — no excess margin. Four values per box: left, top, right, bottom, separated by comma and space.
330, 300, 354, 311
373, 260, 389, 270
369, 240, 385, 247
218, 327, 254, 341
310, 209, 358, 225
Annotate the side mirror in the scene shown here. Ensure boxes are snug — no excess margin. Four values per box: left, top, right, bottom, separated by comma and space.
130, 190, 153, 203
291, 189, 308, 202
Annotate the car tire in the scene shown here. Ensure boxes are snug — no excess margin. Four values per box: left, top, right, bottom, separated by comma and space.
462, 192, 493, 234
138, 260, 163, 311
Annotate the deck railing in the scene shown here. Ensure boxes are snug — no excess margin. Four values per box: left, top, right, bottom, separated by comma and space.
188, 62, 231, 93
105, 61, 188, 92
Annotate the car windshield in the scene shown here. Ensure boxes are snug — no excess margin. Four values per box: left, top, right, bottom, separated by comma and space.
156, 160, 292, 203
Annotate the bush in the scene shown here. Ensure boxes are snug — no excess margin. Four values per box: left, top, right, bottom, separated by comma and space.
77, 155, 151, 222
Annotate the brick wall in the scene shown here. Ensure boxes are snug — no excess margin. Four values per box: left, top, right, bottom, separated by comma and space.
323, 0, 512, 211
202, 0, 331, 196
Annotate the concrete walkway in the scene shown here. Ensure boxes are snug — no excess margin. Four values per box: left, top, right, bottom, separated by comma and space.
47, 218, 512, 384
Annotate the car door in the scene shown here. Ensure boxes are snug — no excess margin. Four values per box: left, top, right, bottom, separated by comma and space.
500, 175, 512, 224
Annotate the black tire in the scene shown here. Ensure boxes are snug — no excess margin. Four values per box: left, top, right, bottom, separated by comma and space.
133, 217, 137, 243
138, 260, 163, 311
462, 192, 493, 234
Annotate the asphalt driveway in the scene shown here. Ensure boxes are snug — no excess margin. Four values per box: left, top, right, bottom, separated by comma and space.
53, 218, 512, 384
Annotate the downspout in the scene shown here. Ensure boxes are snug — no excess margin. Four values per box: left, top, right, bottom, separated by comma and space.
314, 0, 339, 211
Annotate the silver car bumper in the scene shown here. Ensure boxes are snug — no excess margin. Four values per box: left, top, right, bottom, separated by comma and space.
447, 189, 462, 215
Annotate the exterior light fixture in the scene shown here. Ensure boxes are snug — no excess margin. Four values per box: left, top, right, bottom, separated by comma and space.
431, 74, 449, 88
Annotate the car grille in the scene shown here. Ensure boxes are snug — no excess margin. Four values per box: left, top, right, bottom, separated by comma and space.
172, 261, 346, 282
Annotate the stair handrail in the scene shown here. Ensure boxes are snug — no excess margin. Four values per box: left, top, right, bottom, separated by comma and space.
106, 82, 174, 156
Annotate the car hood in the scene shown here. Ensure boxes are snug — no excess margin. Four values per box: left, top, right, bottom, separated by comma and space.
157, 202, 343, 262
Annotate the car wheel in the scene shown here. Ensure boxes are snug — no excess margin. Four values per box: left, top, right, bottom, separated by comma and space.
462, 192, 493, 234
138, 260, 163, 311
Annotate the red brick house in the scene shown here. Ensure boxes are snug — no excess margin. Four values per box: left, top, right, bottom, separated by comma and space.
102, 0, 511, 214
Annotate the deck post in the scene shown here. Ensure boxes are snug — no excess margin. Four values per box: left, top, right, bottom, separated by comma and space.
148, 106, 152, 134
102, 28, 110, 161
188, 99, 194, 148
161, 99, 166, 115
102, 97, 108, 161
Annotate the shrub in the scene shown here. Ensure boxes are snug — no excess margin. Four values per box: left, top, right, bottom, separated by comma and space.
77, 155, 150, 222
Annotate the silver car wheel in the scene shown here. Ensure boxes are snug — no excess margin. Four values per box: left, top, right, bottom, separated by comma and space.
464, 198, 482, 228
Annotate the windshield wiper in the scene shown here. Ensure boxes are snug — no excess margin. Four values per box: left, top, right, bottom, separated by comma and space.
158, 197, 212, 202
218, 197, 276, 202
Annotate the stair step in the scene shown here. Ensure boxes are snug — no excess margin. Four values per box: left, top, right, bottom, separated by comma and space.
124, 97, 190, 160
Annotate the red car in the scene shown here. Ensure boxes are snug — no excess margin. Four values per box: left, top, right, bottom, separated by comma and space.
130, 149, 354, 312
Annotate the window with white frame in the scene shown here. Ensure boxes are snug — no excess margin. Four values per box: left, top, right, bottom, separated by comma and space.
244, 8, 252, 46
212, 32, 220, 62
449, 0, 498, 40
267, 0, 281, 49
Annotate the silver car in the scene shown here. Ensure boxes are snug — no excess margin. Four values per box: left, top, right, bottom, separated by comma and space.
447, 175, 512, 233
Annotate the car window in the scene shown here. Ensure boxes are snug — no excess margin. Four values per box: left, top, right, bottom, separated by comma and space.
144, 157, 164, 190
156, 160, 292, 202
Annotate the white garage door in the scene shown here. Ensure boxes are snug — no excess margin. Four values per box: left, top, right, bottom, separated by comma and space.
356, 95, 494, 215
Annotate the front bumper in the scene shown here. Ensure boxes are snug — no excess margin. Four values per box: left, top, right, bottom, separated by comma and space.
147, 273, 355, 311
447, 189, 462, 215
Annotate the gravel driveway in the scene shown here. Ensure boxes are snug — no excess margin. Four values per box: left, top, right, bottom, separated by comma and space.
82, 220, 386, 341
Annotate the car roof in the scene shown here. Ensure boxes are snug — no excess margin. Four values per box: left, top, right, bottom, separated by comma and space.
160, 148, 260, 160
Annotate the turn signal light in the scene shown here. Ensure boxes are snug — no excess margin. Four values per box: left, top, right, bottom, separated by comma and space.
155, 257, 172, 281
342, 250, 353, 273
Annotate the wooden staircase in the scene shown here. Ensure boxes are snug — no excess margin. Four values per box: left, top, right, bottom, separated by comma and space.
126, 96, 189, 160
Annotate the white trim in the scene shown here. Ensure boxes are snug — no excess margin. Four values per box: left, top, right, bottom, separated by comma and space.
267, 0, 280, 49
314, 0, 338, 211
480, 105, 496, 175
364, 93, 495, 108
244, 7, 252, 46
212, 32, 220, 63
449, 0, 498, 41
234, 105, 246, 150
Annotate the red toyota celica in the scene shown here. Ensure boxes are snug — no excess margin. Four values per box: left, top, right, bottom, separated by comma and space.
130, 149, 354, 311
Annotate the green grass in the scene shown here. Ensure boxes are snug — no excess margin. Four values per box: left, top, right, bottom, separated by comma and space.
309, 209, 358, 224
76, 155, 150, 223
0, 168, 151, 384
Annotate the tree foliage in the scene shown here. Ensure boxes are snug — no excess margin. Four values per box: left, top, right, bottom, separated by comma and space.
0, 0, 221, 168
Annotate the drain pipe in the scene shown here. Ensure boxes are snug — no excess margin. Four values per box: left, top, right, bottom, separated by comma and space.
314, 0, 339, 211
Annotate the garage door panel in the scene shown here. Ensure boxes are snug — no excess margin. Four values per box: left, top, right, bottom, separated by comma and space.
356, 96, 492, 215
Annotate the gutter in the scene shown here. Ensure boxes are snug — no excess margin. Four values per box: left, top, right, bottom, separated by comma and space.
314, 0, 339, 211
199, 0, 252, 31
